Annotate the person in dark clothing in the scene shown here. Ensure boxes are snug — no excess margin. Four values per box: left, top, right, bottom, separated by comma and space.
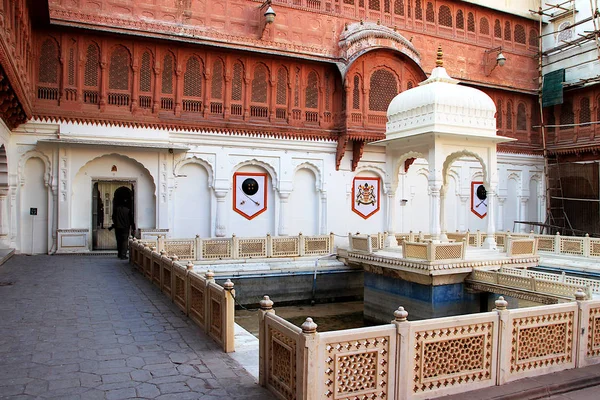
110, 198, 134, 259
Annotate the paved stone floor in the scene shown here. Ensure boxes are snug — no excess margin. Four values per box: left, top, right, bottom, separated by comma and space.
0, 255, 274, 400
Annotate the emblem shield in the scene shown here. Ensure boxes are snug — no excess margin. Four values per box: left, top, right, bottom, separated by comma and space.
233, 172, 268, 220
352, 177, 380, 219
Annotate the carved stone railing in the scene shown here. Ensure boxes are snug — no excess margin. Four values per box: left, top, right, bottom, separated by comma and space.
129, 240, 235, 352
505, 238, 537, 257
151, 233, 335, 261
348, 232, 387, 252
402, 241, 465, 261
259, 293, 600, 399
501, 266, 600, 295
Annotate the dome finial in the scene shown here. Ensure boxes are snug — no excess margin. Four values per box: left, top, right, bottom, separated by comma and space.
436, 46, 443, 68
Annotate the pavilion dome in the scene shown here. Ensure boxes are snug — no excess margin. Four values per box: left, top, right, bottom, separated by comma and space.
386, 53, 497, 139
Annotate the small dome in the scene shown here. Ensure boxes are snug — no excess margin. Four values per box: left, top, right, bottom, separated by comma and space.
386, 65, 497, 138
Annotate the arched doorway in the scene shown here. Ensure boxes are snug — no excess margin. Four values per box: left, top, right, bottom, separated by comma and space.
92, 181, 134, 250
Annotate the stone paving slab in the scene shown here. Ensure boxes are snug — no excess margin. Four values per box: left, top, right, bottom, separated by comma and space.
0, 255, 274, 400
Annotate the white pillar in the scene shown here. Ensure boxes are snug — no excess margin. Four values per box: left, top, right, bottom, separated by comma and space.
429, 182, 442, 241
439, 187, 448, 242
278, 191, 290, 236
497, 196, 506, 231
483, 185, 497, 249
0, 189, 8, 247
458, 195, 469, 232
215, 190, 228, 237
386, 192, 398, 247
519, 197, 529, 232
319, 191, 327, 235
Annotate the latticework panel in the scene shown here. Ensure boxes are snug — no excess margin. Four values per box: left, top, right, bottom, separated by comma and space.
268, 326, 297, 400
369, 0, 380, 11
209, 293, 222, 339
68, 47, 75, 86
590, 240, 600, 257
425, 2, 434, 22
84, 44, 99, 87
537, 237, 555, 252
324, 73, 330, 111
415, 0, 422, 20
516, 103, 527, 130
438, 5, 451, 27
305, 236, 330, 255
305, 71, 318, 109
494, 19, 502, 38
480, 17, 489, 35
162, 268, 172, 296
467, 12, 475, 32
238, 238, 267, 258
514, 24, 526, 44
294, 68, 300, 107
184, 57, 202, 97
211, 59, 224, 100
276, 68, 288, 106
370, 235, 379, 250
165, 240, 195, 260
189, 278, 206, 326
202, 239, 232, 259
456, 10, 464, 30
152, 261, 161, 285
504, 21, 512, 41
405, 243, 427, 259
587, 307, 600, 358
252, 65, 268, 103
109, 46, 130, 90
369, 69, 397, 111
510, 311, 574, 373
351, 237, 369, 252
162, 54, 174, 94
471, 269, 497, 284
174, 272, 186, 310
496, 99, 503, 128
39, 39, 59, 84
272, 237, 300, 257
560, 238, 584, 255
231, 63, 243, 101
506, 101, 513, 129
352, 75, 360, 110
394, 0, 404, 16
529, 29, 538, 46
413, 322, 494, 394
139, 51, 152, 93
580, 97, 591, 124
434, 244, 463, 260
324, 335, 391, 399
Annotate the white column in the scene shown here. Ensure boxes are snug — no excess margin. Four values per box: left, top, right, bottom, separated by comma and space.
483, 184, 497, 249
497, 196, 506, 231
429, 181, 442, 241
458, 195, 469, 232
215, 190, 228, 237
386, 191, 398, 247
439, 188, 448, 242
519, 197, 529, 232
0, 189, 8, 247
278, 191, 290, 236
319, 191, 327, 235
538, 194, 546, 225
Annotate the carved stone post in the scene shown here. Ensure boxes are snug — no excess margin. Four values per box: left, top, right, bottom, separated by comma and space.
393, 306, 410, 399
299, 317, 318, 400
429, 181, 442, 241
214, 190, 228, 237
258, 295, 274, 386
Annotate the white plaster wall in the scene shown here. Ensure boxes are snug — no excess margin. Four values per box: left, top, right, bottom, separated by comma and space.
173, 163, 210, 238
21, 158, 48, 254
71, 153, 156, 230
290, 168, 318, 236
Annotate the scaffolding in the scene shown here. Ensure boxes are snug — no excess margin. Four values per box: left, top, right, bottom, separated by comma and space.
530, 0, 600, 235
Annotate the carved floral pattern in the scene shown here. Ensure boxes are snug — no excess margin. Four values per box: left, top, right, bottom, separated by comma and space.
268, 327, 297, 400
587, 307, 600, 358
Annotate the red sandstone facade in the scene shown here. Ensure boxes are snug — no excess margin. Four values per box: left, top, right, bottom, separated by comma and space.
1, 1, 598, 165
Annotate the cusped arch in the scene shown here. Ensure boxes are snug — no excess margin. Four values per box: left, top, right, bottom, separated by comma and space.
174, 156, 215, 188
392, 151, 427, 190
18, 150, 52, 188
354, 164, 388, 194
293, 161, 322, 192
442, 150, 488, 188
442, 168, 461, 196
232, 159, 278, 190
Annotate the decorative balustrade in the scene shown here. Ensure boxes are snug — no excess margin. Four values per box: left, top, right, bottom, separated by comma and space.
403, 241, 465, 261
259, 293, 600, 399
129, 240, 235, 353
501, 266, 600, 295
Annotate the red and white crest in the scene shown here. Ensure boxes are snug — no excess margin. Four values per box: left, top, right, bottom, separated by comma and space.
471, 181, 488, 219
233, 172, 268, 220
352, 177, 380, 219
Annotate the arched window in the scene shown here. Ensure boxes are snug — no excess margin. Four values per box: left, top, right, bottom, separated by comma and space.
494, 19, 502, 38
394, 0, 404, 16
352, 75, 360, 110
496, 99, 503, 128
456, 10, 464, 30
439, 5, 452, 27
211, 59, 224, 100
252, 64, 268, 104
407, 0, 412, 17
325, 73, 331, 112
506, 100, 513, 130
305, 71, 318, 109
183, 57, 202, 97
529, 29, 538, 46
516, 103, 527, 130
415, 0, 422, 20
479, 18, 489, 35
38, 39, 59, 84
557, 21, 572, 42
579, 97, 591, 124
407, 81, 414, 89
369, 69, 397, 111
514, 24, 526, 44
67, 43, 76, 87
369, 0, 380, 11
560, 101, 573, 130
425, 2, 434, 22
504, 21, 511, 41
276, 67, 288, 106
138, 51, 152, 109
83, 43, 100, 104
467, 12, 475, 32
162, 53, 174, 95
108, 46, 130, 91
231, 62, 243, 116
